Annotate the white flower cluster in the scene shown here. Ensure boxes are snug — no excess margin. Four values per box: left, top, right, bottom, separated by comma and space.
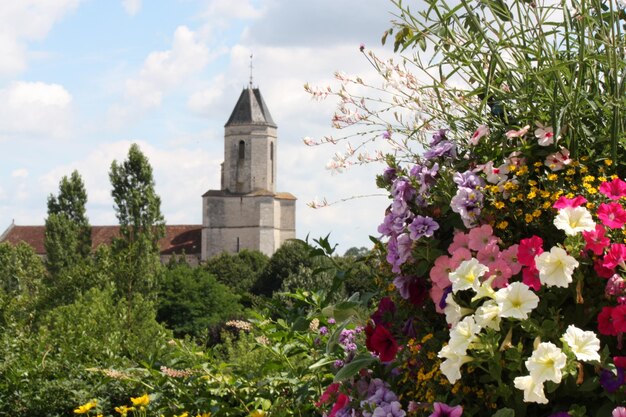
437, 249, 597, 402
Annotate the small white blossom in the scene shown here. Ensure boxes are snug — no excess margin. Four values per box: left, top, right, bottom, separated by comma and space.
535, 246, 579, 288
443, 293, 473, 327
553, 207, 596, 236
562, 325, 601, 362
449, 258, 490, 293
514, 375, 548, 404
474, 300, 501, 330
448, 315, 482, 354
495, 282, 539, 320
535, 123, 556, 146
438, 344, 473, 384
526, 342, 567, 383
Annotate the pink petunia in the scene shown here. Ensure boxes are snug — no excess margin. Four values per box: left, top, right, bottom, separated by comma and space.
553, 195, 587, 209
488, 259, 513, 288
599, 177, 626, 200
468, 224, 497, 251
603, 243, 626, 270
430, 255, 453, 288
595, 258, 616, 279
583, 224, 611, 255
450, 248, 472, 268
599, 306, 618, 336
505, 125, 530, 139
522, 265, 541, 291
612, 305, 626, 333
501, 244, 522, 275
477, 242, 501, 265
430, 285, 447, 313
597, 202, 626, 229
470, 124, 489, 145
517, 236, 544, 267
448, 231, 470, 254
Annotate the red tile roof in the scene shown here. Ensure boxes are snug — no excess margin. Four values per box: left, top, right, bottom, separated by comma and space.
0, 224, 201, 256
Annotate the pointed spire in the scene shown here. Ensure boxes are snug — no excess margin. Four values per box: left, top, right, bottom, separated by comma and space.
225, 87, 276, 127
249, 53, 254, 88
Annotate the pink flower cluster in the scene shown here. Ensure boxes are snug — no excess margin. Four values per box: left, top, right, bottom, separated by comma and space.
430, 225, 520, 311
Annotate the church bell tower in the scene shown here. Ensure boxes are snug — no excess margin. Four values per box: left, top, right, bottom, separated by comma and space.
201, 85, 296, 259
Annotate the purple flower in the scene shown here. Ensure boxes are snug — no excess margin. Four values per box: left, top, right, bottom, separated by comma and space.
410, 163, 439, 194
372, 402, 406, 417
428, 402, 463, 417
439, 286, 452, 310
450, 187, 483, 227
382, 130, 391, 139
386, 233, 413, 273
453, 170, 484, 189
371, 297, 396, 326
391, 177, 416, 203
319, 326, 328, 336
328, 318, 336, 325
382, 166, 397, 183
378, 211, 410, 237
339, 329, 358, 352
430, 129, 448, 146
600, 367, 625, 393
408, 215, 439, 240
334, 359, 344, 368
424, 141, 456, 160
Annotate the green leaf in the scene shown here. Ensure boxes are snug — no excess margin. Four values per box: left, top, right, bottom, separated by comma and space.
492, 408, 515, 417
333, 356, 378, 382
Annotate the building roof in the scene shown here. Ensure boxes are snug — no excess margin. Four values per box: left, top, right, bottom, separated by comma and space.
0, 223, 202, 256
225, 87, 276, 128
202, 188, 296, 200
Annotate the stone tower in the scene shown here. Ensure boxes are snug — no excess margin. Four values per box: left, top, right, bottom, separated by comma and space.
201, 86, 296, 259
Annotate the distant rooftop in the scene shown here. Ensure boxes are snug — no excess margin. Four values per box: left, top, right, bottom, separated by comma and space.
225, 87, 276, 128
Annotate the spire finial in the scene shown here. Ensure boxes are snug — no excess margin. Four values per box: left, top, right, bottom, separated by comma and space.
249, 53, 254, 88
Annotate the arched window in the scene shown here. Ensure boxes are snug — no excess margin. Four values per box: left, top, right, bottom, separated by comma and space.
238, 140, 245, 160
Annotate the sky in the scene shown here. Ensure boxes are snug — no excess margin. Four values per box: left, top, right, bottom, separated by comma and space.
0, 0, 401, 253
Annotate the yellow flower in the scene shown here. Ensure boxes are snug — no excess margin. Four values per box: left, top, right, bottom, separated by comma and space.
74, 401, 97, 414
532, 209, 542, 218
197, 413, 212, 417
493, 201, 505, 209
605, 159, 613, 166
525, 213, 534, 223
249, 411, 267, 417
527, 190, 536, 199
528, 180, 537, 186
566, 169, 576, 176
534, 161, 543, 167
175, 413, 189, 417
130, 394, 150, 407
115, 406, 133, 416
496, 221, 509, 230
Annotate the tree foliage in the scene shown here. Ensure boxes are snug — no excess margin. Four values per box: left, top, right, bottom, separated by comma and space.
109, 143, 165, 300
44, 170, 91, 274
203, 249, 268, 295
253, 239, 314, 296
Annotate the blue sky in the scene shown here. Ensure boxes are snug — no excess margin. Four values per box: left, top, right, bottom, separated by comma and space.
0, 0, 398, 252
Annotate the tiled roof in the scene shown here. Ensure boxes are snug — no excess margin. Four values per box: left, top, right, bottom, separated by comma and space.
225, 87, 276, 128
0, 224, 202, 256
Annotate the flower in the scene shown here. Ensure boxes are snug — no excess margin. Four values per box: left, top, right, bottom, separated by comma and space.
603, 243, 626, 270
600, 368, 625, 393
74, 401, 97, 414
562, 325, 601, 362
448, 258, 489, 293
583, 224, 611, 255
544, 148, 571, 171
553, 195, 587, 209
447, 316, 481, 354
599, 177, 626, 200
467, 224, 497, 251
598, 306, 618, 336
534, 246, 579, 288
612, 305, 626, 333
469, 124, 489, 145
365, 324, 399, 362
428, 402, 463, 417
372, 401, 406, 417
130, 394, 149, 407
443, 293, 473, 326
438, 344, 472, 383
535, 123, 556, 146
513, 375, 548, 404
517, 236, 543, 267
522, 265, 541, 291
526, 342, 567, 383
505, 125, 530, 138
474, 300, 501, 330
328, 393, 350, 417
450, 187, 483, 227
553, 206, 596, 236
495, 282, 539, 319
408, 215, 439, 240
597, 202, 626, 229
613, 407, 626, 417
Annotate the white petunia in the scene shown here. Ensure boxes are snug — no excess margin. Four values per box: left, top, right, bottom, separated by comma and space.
471, 274, 497, 302
438, 344, 472, 383
449, 258, 490, 294
526, 342, 567, 383
474, 300, 502, 330
448, 315, 482, 354
495, 282, 539, 320
443, 293, 473, 327
562, 325, 601, 362
535, 246, 579, 288
553, 206, 596, 236
514, 375, 548, 404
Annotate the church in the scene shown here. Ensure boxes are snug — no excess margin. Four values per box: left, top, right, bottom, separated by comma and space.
0, 86, 296, 263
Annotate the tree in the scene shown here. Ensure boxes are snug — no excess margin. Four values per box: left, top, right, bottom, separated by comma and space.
157, 263, 242, 341
253, 240, 314, 296
44, 170, 91, 274
204, 249, 269, 295
109, 144, 165, 301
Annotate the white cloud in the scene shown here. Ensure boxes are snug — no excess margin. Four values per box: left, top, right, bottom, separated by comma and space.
121, 0, 141, 16
0, 81, 73, 138
0, 0, 81, 75
203, 0, 264, 21
187, 75, 226, 115
11, 168, 28, 178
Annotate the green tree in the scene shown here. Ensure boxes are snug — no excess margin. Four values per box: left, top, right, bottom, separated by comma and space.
44, 170, 91, 274
109, 143, 165, 301
253, 240, 314, 296
157, 263, 242, 341
204, 249, 268, 295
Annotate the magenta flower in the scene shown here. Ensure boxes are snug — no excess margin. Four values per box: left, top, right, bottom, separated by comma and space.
600, 177, 626, 200
595, 257, 615, 278
603, 243, 626, 270
522, 265, 541, 291
429, 402, 463, 417
613, 407, 626, 417
583, 224, 611, 255
517, 236, 544, 267
553, 195, 587, 209
597, 202, 626, 229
